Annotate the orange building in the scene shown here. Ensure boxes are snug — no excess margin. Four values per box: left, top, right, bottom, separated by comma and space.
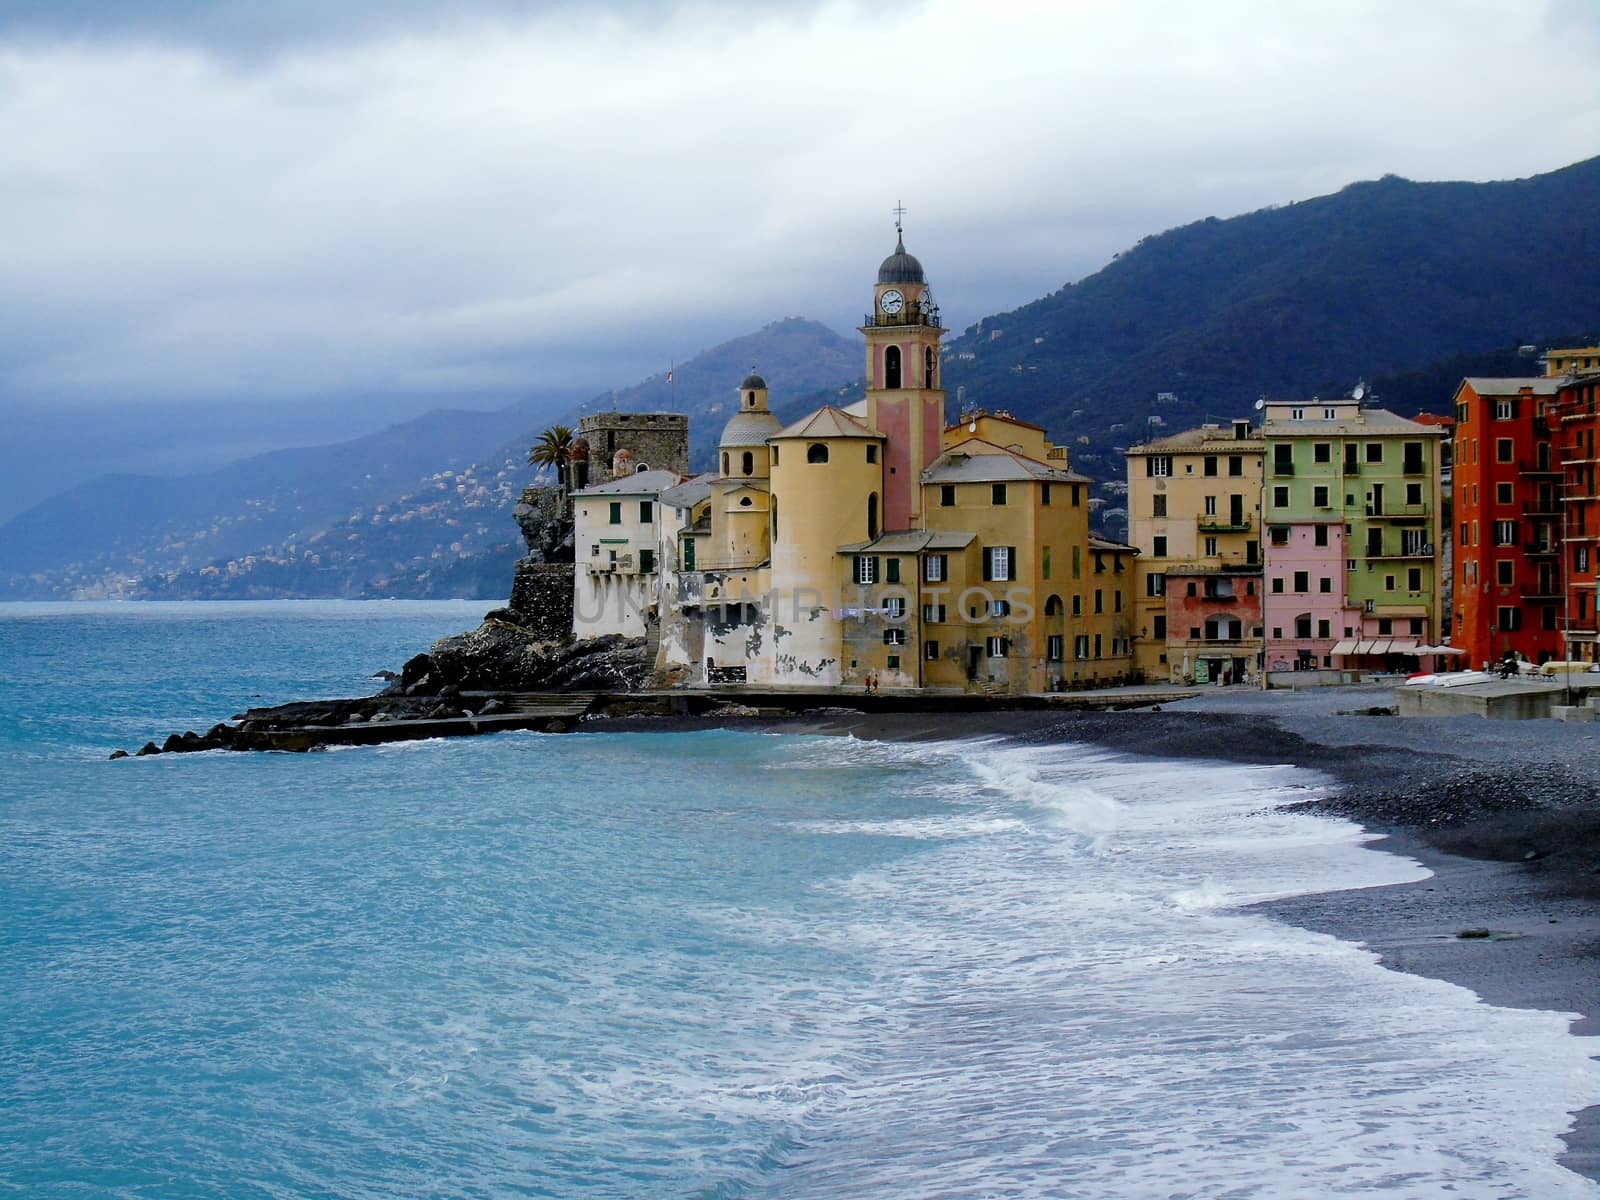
1553, 377, 1600, 663
1450, 377, 1566, 667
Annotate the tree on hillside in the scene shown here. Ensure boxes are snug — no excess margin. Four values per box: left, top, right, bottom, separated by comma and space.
527, 425, 574, 481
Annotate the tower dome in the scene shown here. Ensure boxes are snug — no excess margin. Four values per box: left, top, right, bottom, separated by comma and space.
720, 371, 781, 448
877, 232, 925, 285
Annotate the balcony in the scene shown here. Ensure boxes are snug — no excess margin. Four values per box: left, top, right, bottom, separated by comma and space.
1367, 547, 1434, 560
1520, 582, 1562, 600
1196, 516, 1254, 533
861, 308, 942, 330
1523, 499, 1562, 516
1365, 503, 1429, 521
1524, 542, 1560, 556
1519, 459, 1564, 476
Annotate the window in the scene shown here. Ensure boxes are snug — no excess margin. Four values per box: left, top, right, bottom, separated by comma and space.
1496, 560, 1514, 586
1152, 536, 1168, 557
741, 451, 753, 476
1365, 442, 1383, 464
924, 554, 947, 583
1314, 442, 1331, 464
983, 546, 1015, 581
986, 636, 1009, 658
884, 596, 906, 619
854, 555, 878, 584
1295, 614, 1312, 638
922, 603, 946, 623
992, 483, 1008, 506
1493, 520, 1517, 546
1319, 577, 1331, 593
1313, 485, 1329, 507
721, 452, 729, 474
940, 484, 955, 507
1269, 525, 1290, 546
866, 444, 878, 464
1204, 456, 1218, 477
1073, 635, 1090, 659
1272, 485, 1289, 507
1314, 525, 1329, 547
885, 345, 901, 389
1496, 439, 1514, 463
1204, 495, 1218, 516
1229, 455, 1244, 476
867, 492, 879, 540
1496, 482, 1513, 505
1273, 445, 1293, 474
807, 443, 829, 464
1047, 634, 1064, 662
1072, 546, 1082, 579
1407, 567, 1422, 591
1407, 482, 1423, 506
1071, 484, 1082, 506
1402, 528, 1427, 555
1291, 408, 1305, 420
1204, 537, 1218, 556
1115, 591, 1123, 613
1385, 574, 1396, 591
886, 558, 901, 584
1497, 606, 1522, 632
771, 446, 778, 466
924, 640, 940, 660
1153, 615, 1166, 638
639, 548, 655, 573
1318, 619, 1331, 639
1271, 577, 1284, 594
886, 655, 900, 670
883, 628, 907, 646
1094, 589, 1104, 613
1041, 484, 1051, 506
990, 599, 1011, 618
1071, 594, 1082, 616
1148, 455, 1172, 477
681, 537, 695, 570
1147, 573, 1166, 597
608, 501, 622, 525
1494, 398, 1514, 420
639, 500, 654, 523
1293, 570, 1309, 592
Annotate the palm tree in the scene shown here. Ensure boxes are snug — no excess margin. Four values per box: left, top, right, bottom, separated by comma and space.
527, 425, 574, 479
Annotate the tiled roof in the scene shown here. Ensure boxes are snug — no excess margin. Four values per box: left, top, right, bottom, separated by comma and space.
1459, 377, 1563, 396
659, 472, 716, 510
923, 439, 1090, 484
773, 405, 881, 440
1261, 407, 1447, 437
1124, 423, 1263, 454
837, 530, 977, 554
572, 469, 681, 497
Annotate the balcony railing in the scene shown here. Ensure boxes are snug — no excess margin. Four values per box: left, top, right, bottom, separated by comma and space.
1196, 516, 1254, 533
1520, 582, 1562, 600
1519, 459, 1564, 476
861, 309, 942, 330
1523, 499, 1562, 516
1524, 542, 1560, 555
1366, 503, 1430, 520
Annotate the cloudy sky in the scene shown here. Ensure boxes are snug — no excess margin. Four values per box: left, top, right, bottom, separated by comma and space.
2, 0, 1599, 497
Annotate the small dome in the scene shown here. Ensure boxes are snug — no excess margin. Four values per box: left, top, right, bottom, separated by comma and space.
877, 232, 925, 284
720, 409, 782, 448
740, 372, 768, 391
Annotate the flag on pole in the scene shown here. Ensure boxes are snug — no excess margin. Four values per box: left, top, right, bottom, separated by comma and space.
666, 368, 673, 383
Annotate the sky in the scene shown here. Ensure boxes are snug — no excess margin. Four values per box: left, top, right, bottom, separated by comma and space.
2, 0, 1599, 507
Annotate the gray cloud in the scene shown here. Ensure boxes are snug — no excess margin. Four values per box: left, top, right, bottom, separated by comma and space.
1, 0, 1597, 421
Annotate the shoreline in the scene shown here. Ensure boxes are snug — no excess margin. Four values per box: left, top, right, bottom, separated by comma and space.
592, 685, 1600, 1181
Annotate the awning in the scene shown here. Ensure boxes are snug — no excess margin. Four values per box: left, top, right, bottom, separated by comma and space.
1388, 639, 1419, 653
1330, 639, 1358, 655
1414, 643, 1467, 656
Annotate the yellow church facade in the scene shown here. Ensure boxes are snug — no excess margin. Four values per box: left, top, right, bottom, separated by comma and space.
639, 230, 1135, 694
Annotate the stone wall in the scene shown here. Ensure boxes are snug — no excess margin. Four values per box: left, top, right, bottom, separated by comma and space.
579, 412, 690, 483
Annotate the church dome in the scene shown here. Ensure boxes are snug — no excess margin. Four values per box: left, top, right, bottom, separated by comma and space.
740, 372, 768, 391
877, 233, 925, 284
720, 408, 782, 448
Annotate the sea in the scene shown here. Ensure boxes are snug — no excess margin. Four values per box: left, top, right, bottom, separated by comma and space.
3, 600, 1597, 1199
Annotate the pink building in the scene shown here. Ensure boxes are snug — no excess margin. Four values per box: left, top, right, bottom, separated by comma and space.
1261, 523, 1355, 672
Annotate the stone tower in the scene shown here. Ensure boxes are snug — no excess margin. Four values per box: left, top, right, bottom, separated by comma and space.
577, 412, 689, 484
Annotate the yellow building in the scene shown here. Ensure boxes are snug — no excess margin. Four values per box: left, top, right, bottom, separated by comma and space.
1124, 420, 1265, 683
645, 226, 1129, 693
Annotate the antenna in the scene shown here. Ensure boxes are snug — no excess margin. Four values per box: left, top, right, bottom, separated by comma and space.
1352, 382, 1367, 402
1254, 398, 1265, 411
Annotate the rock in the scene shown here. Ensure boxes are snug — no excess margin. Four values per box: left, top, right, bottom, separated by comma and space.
478, 698, 507, 715
109, 749, 129, 760
372, 669, 399, 682
162, 733, 187, 753
546, 717, 571, 733
135, 742, 162, 757
1457, 928, 1491, 939
400, 652, 436, 691
438, 683, 460, 698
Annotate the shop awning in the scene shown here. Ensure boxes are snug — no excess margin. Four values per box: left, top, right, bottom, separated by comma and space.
1330, 639, 1358, 656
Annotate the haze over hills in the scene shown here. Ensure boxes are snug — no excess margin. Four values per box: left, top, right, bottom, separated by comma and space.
3, 157, 1598, 600
0, 320, 860, 599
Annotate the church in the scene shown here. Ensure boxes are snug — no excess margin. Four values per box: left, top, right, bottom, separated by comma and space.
571, 228, 1136, 694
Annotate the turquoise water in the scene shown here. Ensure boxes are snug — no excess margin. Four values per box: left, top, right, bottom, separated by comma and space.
3, 602, 1598, 1198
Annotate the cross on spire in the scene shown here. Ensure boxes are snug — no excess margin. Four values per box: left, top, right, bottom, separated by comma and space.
892, 201, 906, 233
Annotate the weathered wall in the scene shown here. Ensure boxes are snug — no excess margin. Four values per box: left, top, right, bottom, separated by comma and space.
579, 412, 690, 482
509, 561, 575, 642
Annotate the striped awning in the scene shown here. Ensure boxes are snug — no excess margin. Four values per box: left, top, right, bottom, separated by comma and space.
1330, 639, 1358, 655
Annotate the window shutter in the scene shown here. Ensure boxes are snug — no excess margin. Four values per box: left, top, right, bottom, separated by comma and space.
1007, 547, 1017, 581
982, 551, 993, 582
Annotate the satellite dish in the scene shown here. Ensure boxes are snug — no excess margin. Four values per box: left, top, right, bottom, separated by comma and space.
1352, 383, 1367, 401
1253, 398, 1265, 411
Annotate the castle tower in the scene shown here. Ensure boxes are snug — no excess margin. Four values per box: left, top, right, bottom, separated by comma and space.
862, 220, 946, 531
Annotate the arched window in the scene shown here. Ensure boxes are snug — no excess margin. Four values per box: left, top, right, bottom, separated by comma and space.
739, 496, 753, 508
807, 443, 829, 464
721, 451, 729, 475
770, 498, 778, 540
635, 463, 648, 473
746, 391, 756, 407
885, 346, 902, 389
867, 492, 879, 540
1045, 594, 1063, 617
772, 445, 779, 466
741, 450, 753, 475
925, 348, 936, 387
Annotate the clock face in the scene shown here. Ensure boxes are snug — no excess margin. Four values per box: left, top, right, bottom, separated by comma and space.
880, 289, 904, 315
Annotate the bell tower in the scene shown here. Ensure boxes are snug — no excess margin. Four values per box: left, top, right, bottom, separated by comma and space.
863, 209, 946, 531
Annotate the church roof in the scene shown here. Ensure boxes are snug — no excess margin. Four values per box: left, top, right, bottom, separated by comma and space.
720, 409, 783, 447
660, 472, 716, 510
773, 405, 882, 440
877, 233, 925, 285
740, 372, 768, 390
922, 440, 1091, 484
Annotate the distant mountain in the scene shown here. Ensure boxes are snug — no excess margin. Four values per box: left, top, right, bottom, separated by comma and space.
939, 156, 1600, 487
0, 319, 860, 600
